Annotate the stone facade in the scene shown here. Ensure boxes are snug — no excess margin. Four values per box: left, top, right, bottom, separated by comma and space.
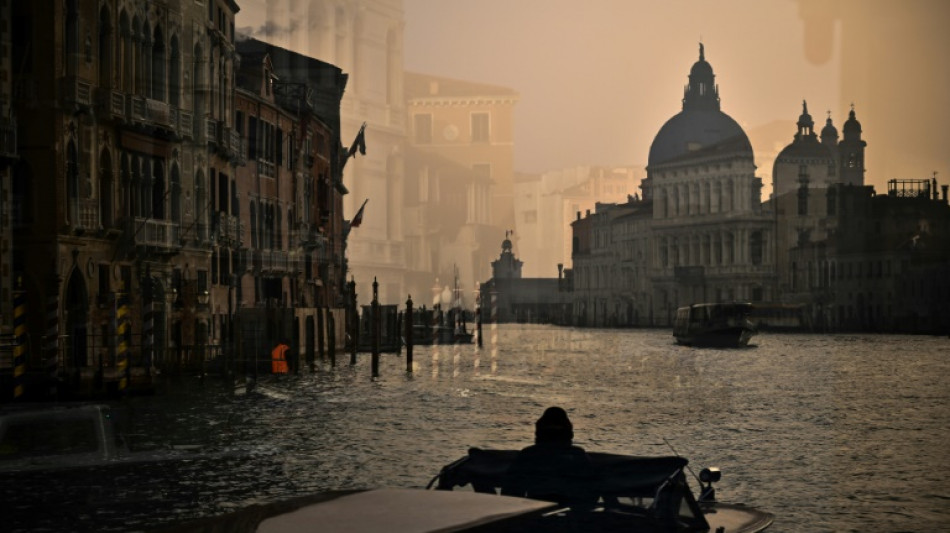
6, 1, 349, 398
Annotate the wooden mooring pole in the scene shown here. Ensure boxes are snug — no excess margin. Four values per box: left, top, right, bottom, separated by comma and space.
371, 277, 380, 378
405, 294, 414, 372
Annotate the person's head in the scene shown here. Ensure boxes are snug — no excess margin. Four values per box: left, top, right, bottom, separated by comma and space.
535, 406, 573, 444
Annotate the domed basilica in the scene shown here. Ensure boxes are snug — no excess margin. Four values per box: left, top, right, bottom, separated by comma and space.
642, 44, 776, 320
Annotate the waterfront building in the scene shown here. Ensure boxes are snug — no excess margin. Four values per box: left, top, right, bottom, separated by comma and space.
570, 198, 652, 326
770, 103, 868, 312
8, 0, 243, 396
403, 72, 518, 299
233, 38, 349, 367
3, 2, 351, 399
479, 235, 571, 324
263, 0, 408, 306
514, 166, 640, 278
641, 44, 776, 324
790, 178, 950, 333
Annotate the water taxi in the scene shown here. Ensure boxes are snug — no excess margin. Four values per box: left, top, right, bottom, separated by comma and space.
673, 303, 758, 348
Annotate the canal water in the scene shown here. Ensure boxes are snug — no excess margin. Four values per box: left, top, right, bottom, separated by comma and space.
5, 325, 949, 532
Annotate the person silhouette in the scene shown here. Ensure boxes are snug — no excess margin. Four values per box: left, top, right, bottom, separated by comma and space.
501, 407, 598, 509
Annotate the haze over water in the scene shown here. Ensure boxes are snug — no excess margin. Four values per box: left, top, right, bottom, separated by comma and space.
6, 325, 948, 531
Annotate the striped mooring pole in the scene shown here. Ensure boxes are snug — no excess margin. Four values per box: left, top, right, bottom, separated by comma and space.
115, 284, 131, 393
13, 288, 28, 399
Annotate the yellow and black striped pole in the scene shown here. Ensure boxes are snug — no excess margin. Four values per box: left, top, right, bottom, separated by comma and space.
13, 286, 28, 399
115, 283, 130, 393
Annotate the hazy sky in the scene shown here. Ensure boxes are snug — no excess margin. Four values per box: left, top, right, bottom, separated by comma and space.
237, 0, 950, 195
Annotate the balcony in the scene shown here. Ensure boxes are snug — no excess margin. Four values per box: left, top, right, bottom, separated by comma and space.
130, 217, 181, 253
215, 212, 243, 247
68, 198, 99, 234
179, 111, 193, 140
61, 76, 92, 110
146, 98, 170, 127
259, 249, 291, 273
129, 95, 147, 123
205, 118, 218, 146
95, 89, 127, 122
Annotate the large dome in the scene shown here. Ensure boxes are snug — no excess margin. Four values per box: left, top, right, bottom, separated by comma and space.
648, 109, 752, 166
648, 45, 753, 168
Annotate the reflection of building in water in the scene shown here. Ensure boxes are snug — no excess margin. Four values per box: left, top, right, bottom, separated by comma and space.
480, 236, 572, 325
403, 72, 518, 300
514, 166, 640, 278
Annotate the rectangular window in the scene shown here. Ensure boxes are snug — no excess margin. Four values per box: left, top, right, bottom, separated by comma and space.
472, 163, 491, 181
276, 128, 283, 166
414, 114, 432, 144
248, 117, 257, 159
471, 112, 490, 143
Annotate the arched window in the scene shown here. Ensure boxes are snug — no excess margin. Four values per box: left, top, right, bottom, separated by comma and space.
169, 36, 180, 106
132, 16, 143, 94
152, 26, 165, 101
195, 171, 207, 241
121, 152, 132, 218
119, 11, 131, 92
66, 0, 79, 74
193, 43, 205, 123
100, 149, 114, 227
750, 231, 763, 266
98, 6, 113, 88
67, 139, 79, 224
171, 164, 181, 225
250, 201, 257, 249
152, 159, 165, 219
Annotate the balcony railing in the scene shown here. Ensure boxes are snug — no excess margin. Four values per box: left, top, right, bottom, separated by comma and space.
215, 212, 243, 247
61, 76, 92, 108
95, 89, 127, 122
131, 217, 181, 251
146, 98, 169, 126
69, 198, 99, 232
206, 118, 218, 145
130, 95, 147, 122
179, 111, 193, 140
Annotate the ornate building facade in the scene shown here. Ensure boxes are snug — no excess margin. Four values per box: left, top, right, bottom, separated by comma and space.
642, 44, 776, 324
4, 1, 350, 399
262, 0, 408, 306
403, 72, 517, 301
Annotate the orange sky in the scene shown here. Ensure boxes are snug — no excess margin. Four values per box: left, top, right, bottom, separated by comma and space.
236, 0, 950, 197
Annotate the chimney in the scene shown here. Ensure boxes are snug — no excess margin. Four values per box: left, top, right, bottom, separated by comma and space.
942, 185, 948, 203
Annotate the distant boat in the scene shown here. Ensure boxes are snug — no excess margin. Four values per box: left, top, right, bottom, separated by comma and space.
673, 302, 758, 348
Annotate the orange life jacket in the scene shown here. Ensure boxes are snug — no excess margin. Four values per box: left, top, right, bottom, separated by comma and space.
271, 344, 289, 374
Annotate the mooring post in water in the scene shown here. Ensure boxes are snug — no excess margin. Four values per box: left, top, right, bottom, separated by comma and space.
476, 290, 483, 348
371, 277, 380, 378
405, 294, 414, 372
328, 311, 336, 368
348, 277, 358, 365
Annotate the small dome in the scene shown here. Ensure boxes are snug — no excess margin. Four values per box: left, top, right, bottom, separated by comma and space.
821, 116, 838, 139
690, 59, 714, 79
843, 108, 862, 136
797, 100, 814, 130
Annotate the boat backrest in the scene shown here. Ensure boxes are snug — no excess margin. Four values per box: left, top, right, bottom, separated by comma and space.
433, 448, 708, 528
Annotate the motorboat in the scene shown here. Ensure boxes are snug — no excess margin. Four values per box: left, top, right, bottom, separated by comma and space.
429, 447, 774, 532
673, 303, 758, 348
151, 445, 772, 532
0, 403, 253, 474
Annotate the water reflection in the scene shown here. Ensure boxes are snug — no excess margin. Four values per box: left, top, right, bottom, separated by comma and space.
4, 325, 949, 532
